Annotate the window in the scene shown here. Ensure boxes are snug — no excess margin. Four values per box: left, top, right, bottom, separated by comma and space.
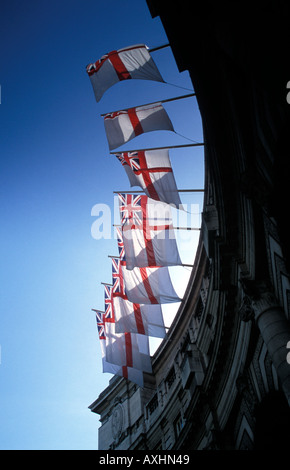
147, 394, 158, 415
165, 367, 176, 390
174, 414, 184, 439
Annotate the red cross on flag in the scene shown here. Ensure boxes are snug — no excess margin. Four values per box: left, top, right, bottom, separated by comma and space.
93, 309, 144, 387
86, 44, 164, 102
118, 193, 182, 270
104, 102, 174, 150
114, 149, 182, 208
122, 263, 181, 305
114, 228, 181, 304
113, 296, 166, 339
111, 257, 166, 338
105, 320, 152, 374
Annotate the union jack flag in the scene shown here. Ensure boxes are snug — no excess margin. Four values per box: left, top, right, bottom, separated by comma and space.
93, 309, 106, 340
127, 152, 140, 172
112, 257, 125, 296
86, 53, 108, 75
115, 152, 141, 173
104, 285, 115, 322
116, 227, 126, 261
115, 153, 127, 167
104, 110, 127, 121
118, 193, 143, 226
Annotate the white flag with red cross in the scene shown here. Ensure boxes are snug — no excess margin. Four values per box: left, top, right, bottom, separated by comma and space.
103, 102, 174, 150
113, 296, 166, 339
86, 44, 164, 103
111, 257, 166, 338
104, 314, 152, 374
113, 230, 181, 305
114, 149, 182, 208
118, 193, 182, 270
93, 309, 144, 387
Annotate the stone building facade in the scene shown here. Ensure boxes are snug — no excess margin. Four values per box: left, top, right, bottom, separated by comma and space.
89, 0, 290, 450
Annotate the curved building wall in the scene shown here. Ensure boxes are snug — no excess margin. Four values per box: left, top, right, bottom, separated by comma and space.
89, 0, 290, 450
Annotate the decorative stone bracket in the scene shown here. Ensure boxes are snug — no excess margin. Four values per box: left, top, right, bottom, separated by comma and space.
239, 280, 280, 323
239, 279, 290, 406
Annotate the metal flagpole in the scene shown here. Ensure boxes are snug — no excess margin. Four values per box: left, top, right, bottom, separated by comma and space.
148, 44, 170, 53
110, 143, 204, 153
112, 223, 200, 231
107, 255, 193, 268
113, 189, 204, 194
100, 93, 196, 117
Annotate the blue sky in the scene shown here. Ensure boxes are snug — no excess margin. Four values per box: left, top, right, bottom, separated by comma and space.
0, 0, 204, 449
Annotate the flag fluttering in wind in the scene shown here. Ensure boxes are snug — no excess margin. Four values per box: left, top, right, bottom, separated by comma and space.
94, 309, 144, 387
113, 230, 181, 304
113, 296, 166, 338
87, 44, 164, 103
104, 103, 174, 150
122, 263, 181, 305
87, 40, 193, 386
111, 257, 166, 338
103, 285, 152, 374
114, 149, 182, 208
118, 193, 182, 270
105, 319, 152, 373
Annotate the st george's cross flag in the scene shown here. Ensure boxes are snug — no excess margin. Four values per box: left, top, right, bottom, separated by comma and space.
104, 318, 152, 374
102, 284, 152, 372
113, 296, 166, 338
86, 44, 164, 102
118, 193, 182, 270
114, 150, 183, 208
113, 229, 181, 305
93, 309, 144, 387
104, 102, 174, 150
122, 263, 181, 305
111, 257, 166, 338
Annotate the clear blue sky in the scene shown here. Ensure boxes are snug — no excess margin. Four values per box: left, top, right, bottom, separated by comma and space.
0, 0, 204, 449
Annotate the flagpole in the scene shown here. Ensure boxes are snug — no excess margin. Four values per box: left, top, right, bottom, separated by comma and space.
107, 255, 193, 268
112, 224, 200, 231
110, 142, 204, 153
148, 44, 170, 53
100, 93, 196, 117
113, 189, 204, 194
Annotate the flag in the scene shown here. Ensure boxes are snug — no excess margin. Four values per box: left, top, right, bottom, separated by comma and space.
104, 284, 115, 323
114, 150, 182, 208
111, 256, 166, 338
122, 263, 181, 305
113, 296, 166, 338
114, 228, 181, 304
118, 193, 182, 269
87, 44, 164, 102
105, 320, 152, 373
104, 102, 174, 150
93, 309, 144, 387
102, 284, 152, 373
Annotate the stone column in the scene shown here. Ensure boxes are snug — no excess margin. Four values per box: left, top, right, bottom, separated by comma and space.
239, 280, 290, 406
